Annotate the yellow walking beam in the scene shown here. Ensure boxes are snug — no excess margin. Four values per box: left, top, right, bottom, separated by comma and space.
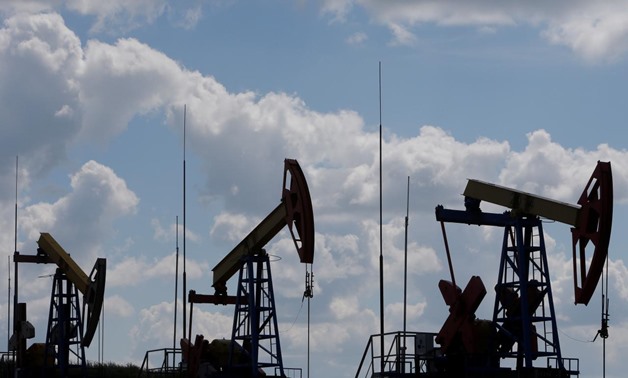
37, 232, 91, 294
212, 203, 287, 294
35, 232, 106, 347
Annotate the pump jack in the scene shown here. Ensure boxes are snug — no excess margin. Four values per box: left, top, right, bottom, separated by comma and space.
182, 158, 315, 378
11, 233, 106, 377
355, 161, 613, 377
432, 161, 612, 377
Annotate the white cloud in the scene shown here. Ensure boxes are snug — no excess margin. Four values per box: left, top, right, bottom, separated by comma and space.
174, 4, 203, 30
330, 295, 360, 319
151, 218, 199, 243
0, 1, 58, 14
321, 0, 355, 22
500, 130, 628, 204
130, 300, 179, 348
339, 0, 628, 61
78, 37, 184, 143
108, 252, 207, 287
66, 0, 167, 33
105, 294, 135, 317
210, 211, 259, 243
388, 23, 417, 46
386, 300, 427, 321
543, 8, 628, 63
0, 12, 83, 180
346, 31, 367, 45
18, 160, 138, 265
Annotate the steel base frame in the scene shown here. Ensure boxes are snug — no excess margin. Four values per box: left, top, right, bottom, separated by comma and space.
44, 268, 86, 376
492, 216, 563, 369
229, 251, 285, 377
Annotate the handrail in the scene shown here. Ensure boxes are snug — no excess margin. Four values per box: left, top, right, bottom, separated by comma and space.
137, 347, 182, 377
355, 331, 437, 378
355, 334, 374, 378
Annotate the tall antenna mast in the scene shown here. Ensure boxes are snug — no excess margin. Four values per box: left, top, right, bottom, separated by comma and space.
6, 254, 9, 351
378, 61, 385, 374
11, 156, 18, 354
402, 175, 410, 371
173, 216, 179, 350
14, 156, 18, 264
182, 105, 188, 342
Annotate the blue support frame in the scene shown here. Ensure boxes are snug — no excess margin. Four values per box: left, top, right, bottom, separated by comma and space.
436, 205, 563, 370
229, 251, 285, 377
492, 217, 563, 369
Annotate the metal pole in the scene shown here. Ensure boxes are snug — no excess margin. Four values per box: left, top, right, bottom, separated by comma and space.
6, 255, 9, 351
378, 61, 385, 374
174, 216, 179, 354
403, 176, 409, 333
402, 176, 409, 372
182, 105, 187, 342
13, 156, 18, 366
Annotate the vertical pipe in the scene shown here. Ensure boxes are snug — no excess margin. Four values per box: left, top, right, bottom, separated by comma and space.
13, 156, 18, 366
14, 156, 17, 257
6, 255, 9, 351
182, 105, 187, 343
403, 176, 409, 333
174, 216, 179, 353
378, 61, 385, 374
402, 176, 409, 372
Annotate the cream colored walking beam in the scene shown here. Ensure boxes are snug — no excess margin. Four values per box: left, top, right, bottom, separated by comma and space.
464, 179, 580, 226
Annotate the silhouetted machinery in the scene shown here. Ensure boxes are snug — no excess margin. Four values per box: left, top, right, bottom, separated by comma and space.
356, 161, 612, 377
11, 233, 106, 377
182, 159, 315, 378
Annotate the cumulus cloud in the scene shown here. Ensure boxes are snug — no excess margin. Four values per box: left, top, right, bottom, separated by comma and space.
322, 0, 628, 62
543, 7, 628, 63
0, 12, 83, 182
500, 130, 628, 204
0, 0, 205, 34
210, 212, 259, 244
17, 160, 138, 263
130, 301, 178, 349
106, 294, 135, 317
67, 0, 167, 33
78, 37, 185, 143
108, 252, 207, 287
152, 218, 199, 243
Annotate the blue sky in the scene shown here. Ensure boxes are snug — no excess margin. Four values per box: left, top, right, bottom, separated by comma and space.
1, 1, 628, 377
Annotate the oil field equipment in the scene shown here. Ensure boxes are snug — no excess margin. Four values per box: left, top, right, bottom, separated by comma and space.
182, 158, 315, 378
356, 161, 612, 377
11, 233, 106, 377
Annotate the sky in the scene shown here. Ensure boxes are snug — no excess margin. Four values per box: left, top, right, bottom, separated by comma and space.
1, 1, 628, 377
